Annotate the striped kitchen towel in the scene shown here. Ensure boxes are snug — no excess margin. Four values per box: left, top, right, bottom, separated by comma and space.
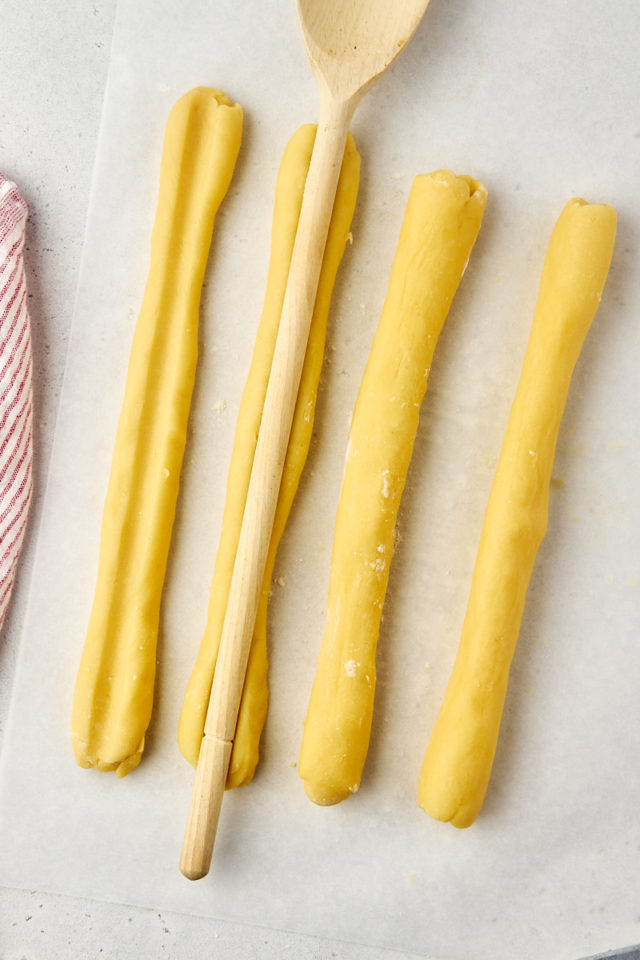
0, 174, 33, 628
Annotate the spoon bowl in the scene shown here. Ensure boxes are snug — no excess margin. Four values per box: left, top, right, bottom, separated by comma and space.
298, 0, 430, 104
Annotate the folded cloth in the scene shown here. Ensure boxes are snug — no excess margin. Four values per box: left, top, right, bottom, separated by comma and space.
0, 174, 33, 628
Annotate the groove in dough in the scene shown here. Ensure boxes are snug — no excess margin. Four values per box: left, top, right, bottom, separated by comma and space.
71, 88, 243, 776
178, 124, 360, 788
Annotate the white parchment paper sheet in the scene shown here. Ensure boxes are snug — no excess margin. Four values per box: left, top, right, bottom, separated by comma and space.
1, 1, 639, 958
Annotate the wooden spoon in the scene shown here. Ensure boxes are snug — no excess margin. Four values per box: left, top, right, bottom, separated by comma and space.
180, 0, 431, 881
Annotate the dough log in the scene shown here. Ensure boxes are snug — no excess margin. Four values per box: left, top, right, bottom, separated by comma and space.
299, 171, 487, 805
418, 198, 617, 827
71, 88, 242, 776
178, 125, 360, 787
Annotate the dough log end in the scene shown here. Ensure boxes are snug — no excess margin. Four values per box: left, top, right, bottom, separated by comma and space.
71, 734, 144, 779
417, 784, 477, 829
417, 736, 485, 829
302, 775, 360, 807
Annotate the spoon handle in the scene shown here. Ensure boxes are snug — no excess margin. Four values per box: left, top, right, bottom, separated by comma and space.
180, 92, 356, 881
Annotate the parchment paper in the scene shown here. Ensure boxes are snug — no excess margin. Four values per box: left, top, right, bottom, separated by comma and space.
1, 1, 638, 957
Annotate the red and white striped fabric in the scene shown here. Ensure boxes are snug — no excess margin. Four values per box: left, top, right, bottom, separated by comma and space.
0, 174, 33, 628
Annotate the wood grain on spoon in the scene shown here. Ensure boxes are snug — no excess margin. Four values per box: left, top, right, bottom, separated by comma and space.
180, 0, 431, 881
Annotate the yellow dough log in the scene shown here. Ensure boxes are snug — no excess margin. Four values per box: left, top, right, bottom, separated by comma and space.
418, 198, 617, 827
71, 88, 242, 776
178, 124, 360, 787
299, 172, 488, 805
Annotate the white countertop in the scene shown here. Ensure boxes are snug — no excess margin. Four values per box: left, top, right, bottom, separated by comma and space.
1, 2, 638, 957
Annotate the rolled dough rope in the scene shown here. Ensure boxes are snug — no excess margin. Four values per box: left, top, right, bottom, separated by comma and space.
71, 88, 242, 776
178, 124, 360, 787
418, 198, 617, 828
299, 171, 487, 805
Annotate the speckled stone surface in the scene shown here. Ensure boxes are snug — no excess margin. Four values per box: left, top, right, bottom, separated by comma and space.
1, 3, 638, 959
0, 1, 115, 723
